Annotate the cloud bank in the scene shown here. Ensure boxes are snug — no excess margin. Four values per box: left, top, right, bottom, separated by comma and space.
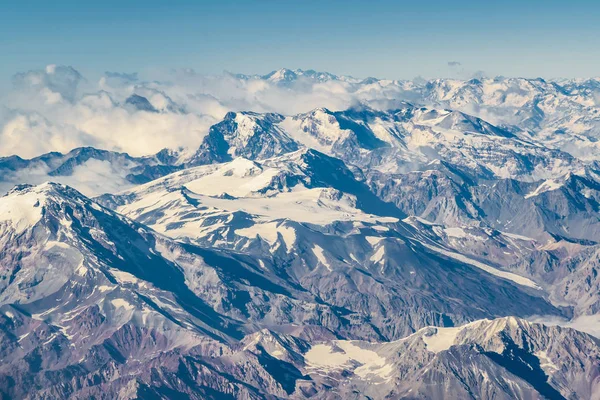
0, 159, 136, 197
0, 65, 411, 159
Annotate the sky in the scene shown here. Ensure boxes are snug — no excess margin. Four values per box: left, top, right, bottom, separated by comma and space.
0, 0, 599, 84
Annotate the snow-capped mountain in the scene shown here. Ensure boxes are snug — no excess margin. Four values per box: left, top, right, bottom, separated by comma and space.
2, 69, 600, 398
232, 68, 361, 85
297, 317, 600, 399
187, 111, 298, 165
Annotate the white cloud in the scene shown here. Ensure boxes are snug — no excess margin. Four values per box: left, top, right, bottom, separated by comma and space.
0, 66, 219, 158
593, 90, 600, 107
0, 65, 416, 160
12, 64, 83, 103
0, 112, 100, 158
528, 314, 600, 339
0, 159, 135, 197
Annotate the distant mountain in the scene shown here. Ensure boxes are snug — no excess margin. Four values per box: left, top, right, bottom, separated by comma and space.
124, 94, 158, 113
231, 68, 361, 85
242, 72, 600, 163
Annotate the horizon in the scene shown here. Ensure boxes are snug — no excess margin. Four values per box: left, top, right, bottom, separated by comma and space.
2, 0, 599, 84
3, 63, 599, 92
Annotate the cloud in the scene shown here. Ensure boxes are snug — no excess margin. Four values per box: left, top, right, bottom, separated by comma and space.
0, 66, 218, 158
105, 71, 138, 81
0, 64, 430, 159
470, 70, 487, 79
153, 68, 359, 116
593, 90, 600, 106
0, 111, 100, 158
2, 64, 432, 158
11, 65, 84, 103
0, 159, 135, 197
445, 62, 488, 81
0, 95, 215, 159
11, 63, 585, 162
528, 314, 600, 339
100, 71, 139, 91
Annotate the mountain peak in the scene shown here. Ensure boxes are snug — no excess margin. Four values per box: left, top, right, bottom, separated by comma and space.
0, 182, 101, 235
124, 94, 158, 113
5, 181, 88, 203
262, 68, 299, 83
0, 183, 52, 234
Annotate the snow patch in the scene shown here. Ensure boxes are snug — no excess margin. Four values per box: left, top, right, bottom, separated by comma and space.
312, 244, 332, 271
111, 298, 135, 311
370, 246, 386, 264
236, 222, 296, 249
365, 236, 384, 245
535, 350, 559, 373
305, 341, 393, 380
524, 179, 564, 199
422, 327, 462, 353
502, 231, 535, 241
0, 187, 45, 234
420, 242, 541, 289
111, 269, 147, 287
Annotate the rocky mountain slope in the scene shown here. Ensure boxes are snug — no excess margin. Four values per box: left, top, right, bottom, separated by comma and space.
1, 183, 597, 399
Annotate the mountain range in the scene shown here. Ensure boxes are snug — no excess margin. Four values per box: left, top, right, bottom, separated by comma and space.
1, 70, 600, 399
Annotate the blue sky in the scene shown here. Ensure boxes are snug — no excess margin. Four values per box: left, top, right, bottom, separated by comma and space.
1, 0, 598, 81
